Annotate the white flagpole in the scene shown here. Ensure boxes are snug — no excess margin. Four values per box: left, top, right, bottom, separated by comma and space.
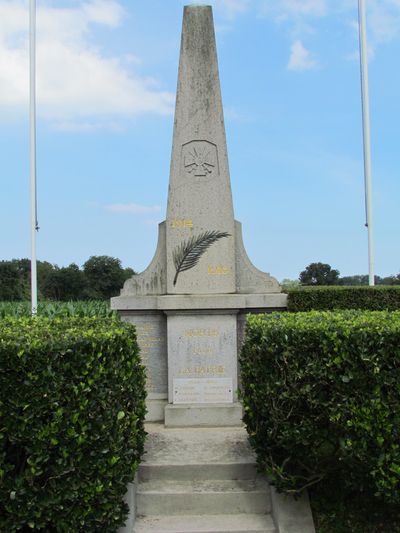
30, 0, 38, 314
358, 0, 375, 286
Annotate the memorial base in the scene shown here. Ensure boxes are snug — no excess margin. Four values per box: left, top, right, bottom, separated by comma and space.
164, 402, 243, 428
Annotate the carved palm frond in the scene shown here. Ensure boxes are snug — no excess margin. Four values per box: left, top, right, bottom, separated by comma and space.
173, 230, 230, 286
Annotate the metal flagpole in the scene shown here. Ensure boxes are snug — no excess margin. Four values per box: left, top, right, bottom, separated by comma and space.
358, 0, 375, 286
30, 0, 38, 314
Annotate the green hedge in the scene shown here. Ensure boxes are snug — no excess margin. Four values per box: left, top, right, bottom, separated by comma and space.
240, 311, 400, 503
286, 286, 400, 311
0, 317, 146, 532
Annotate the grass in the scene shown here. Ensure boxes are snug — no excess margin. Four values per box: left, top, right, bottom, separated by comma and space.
0, 300, 115, 318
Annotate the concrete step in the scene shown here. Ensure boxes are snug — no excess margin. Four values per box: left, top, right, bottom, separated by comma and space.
136, 479, 271, 516
134, 513, 276, 533
140, 424, 258, 480
141, 424, 256, 466
139, 462, 257, 481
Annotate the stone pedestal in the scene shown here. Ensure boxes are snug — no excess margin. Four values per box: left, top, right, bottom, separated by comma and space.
113, 292, 286, 424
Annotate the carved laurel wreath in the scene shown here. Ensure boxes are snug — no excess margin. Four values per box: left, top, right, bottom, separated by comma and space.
173, 230, 230, 286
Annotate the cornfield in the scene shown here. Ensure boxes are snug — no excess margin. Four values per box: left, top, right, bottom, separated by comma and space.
0, 301, 115, 318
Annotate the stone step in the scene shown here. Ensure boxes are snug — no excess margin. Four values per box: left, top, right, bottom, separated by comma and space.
136, 479, 271, 516
134, 513, 276, 533
139, 461, 257, 481
142, 424, 257, 468
164, 403, 243, 428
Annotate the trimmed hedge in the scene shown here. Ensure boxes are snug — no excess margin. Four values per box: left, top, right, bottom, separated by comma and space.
286, 285, 400, 311
0, 317, 146, 532
240, 311, 400, 503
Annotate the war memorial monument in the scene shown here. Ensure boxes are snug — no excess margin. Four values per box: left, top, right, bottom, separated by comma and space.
112, 5, 315, 532
112, 5, 286, 426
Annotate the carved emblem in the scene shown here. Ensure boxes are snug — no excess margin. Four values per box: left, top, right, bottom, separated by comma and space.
172, 230, 230, 286
182, 140, 219, 178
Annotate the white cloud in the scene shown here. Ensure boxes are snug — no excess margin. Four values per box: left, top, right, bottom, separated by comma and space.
215, 0, 250, 20
345, 0, 400, 61
261, 0, 400, 45
105, 203, 162, 214
0, 0, 174, 127
81, 0, 123, 27
257, 0, 400, 68
367, 0, 400, 45
287, 40, 317, 70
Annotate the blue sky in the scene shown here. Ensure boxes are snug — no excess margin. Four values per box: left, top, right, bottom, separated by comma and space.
1, 0, 399, 281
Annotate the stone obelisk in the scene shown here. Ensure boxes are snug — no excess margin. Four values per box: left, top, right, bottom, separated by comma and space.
112, 5, 286, 426
166, 6, 235, 295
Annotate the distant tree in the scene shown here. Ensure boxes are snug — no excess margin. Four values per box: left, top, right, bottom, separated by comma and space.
15, 258, 31, 285
299, 262, 340, 286
381, 273, 400, 285
0, 256, 135, 301
38, 261, 59, 299
40, 263, 87, 300
339, 275, 369, 286
339, 274, 384, 286
83, 255, 133, 299
281, 278, 300, 289
57, 263, 87, 300
0, 261, 26, 300
124, 267, 135, 279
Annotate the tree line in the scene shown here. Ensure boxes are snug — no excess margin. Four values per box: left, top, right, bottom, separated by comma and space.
2, 258, 400, 301
283, 262, 400, 287
0, 256, 135, 301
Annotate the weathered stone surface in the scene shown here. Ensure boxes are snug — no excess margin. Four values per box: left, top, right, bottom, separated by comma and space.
270, 487, 316, 533
166, 6, 236, 295
120, 222, 166, 296
164, 403, 243, 428
120, 312, 168, 409
235, 221, 281, 294
112, 293, 287, 312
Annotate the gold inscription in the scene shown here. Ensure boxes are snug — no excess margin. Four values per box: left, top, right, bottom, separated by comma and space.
178, 365, 225, 376
192, 348, 214, 356
136, 323, 162, 357
134, 322, 165, 393
136, 322, 157, 333
207, 265, 232, 275
184, 328, 219, 337
171, 219, 193, 229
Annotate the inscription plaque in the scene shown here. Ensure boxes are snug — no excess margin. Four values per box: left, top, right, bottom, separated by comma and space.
173, 377, 233, 404
124, 314, 167, 396
167, 313, 238, 403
